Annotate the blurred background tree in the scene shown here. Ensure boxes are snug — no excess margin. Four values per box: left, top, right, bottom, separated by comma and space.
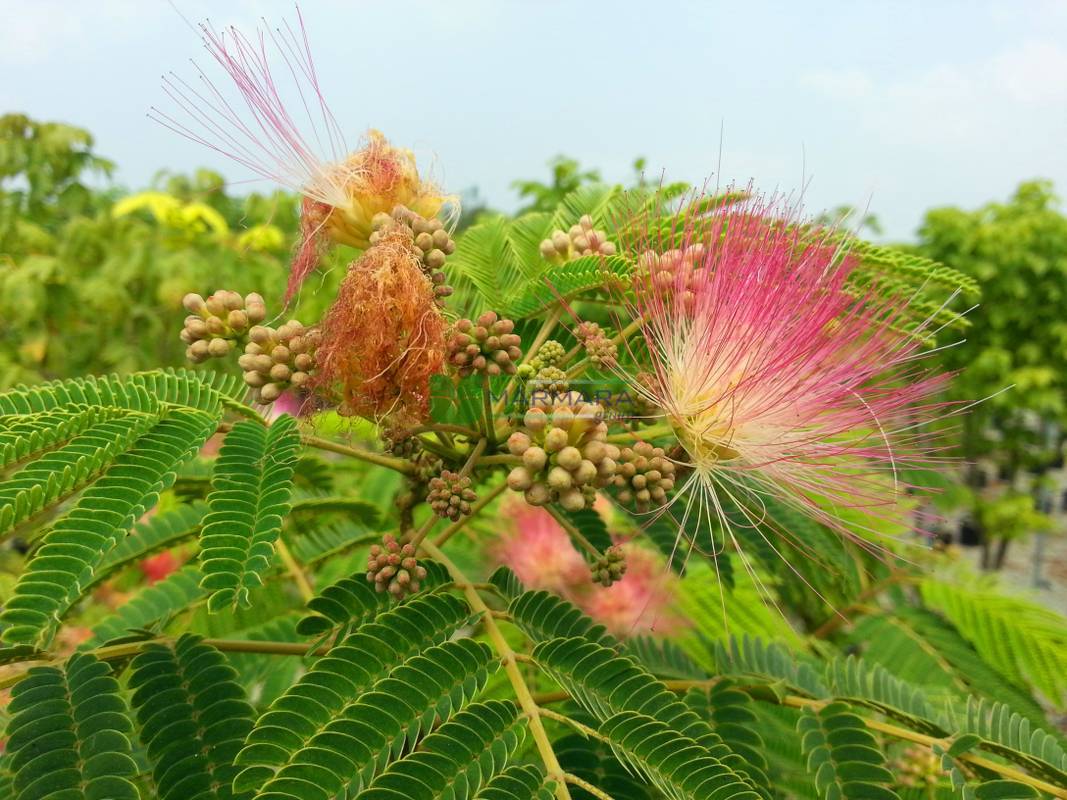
918, 180, 1067, 568
0, 114, 323, 386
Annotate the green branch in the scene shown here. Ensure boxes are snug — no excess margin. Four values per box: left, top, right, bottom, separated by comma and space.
419, 538, 572, 800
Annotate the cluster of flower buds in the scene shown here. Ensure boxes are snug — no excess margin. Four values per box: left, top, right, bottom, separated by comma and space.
380, 426, 422, 459
505, 402, 619, 511
366, 534, 427, 598
530, 340, 566, 371
181, 290, 266, 363
612, 441, 676, 512
591, 545, 627, 587
530, 366, 569, 394
447, 312, 522, 378
574, 321, 618, 368
427, 470, 478, 521
371, 205, 456, 305
539, 215, 617, 262
891, 746, 941, 788
238, 321, 320, 404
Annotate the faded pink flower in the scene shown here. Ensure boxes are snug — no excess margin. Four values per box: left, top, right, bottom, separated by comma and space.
492, 502, 590, 596
611, 189, 952, 558
493, 502, 685, 637
577, 544, 686, 637
152, 11, 452, 300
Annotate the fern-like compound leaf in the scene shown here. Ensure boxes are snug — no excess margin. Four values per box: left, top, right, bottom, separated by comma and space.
509, 590, 617, 649
0, 408, 216, 647
129, 634, 256, 800
234, 592, 483, 797
199, 416, 301, 612
797, 702, 899, 800
0, 403, 161, 538
598, 711, 762, 800
295, 561, 450, 637
4, 653, 139, 800
355, 700, 525, 800
921, 580, 1067, 708
83, 565, 206, 647
93, 500, 208, 585
473, 764, 554, 800
535, 636, 766, 793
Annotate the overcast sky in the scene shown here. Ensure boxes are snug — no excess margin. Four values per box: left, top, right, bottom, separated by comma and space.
2, 0, 1065, 240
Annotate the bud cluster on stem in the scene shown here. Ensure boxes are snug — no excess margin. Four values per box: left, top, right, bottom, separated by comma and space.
371, 205, 456, 305
539, 215, 617, 262
181, 290, 266, 363
447, 312, 523, 377
505, 401, 619, 511
239, 321, 320, 404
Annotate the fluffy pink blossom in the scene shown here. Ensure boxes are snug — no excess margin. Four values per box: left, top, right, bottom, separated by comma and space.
578, 544, 686, 636
152, 11, 451, 300
492, 502, 684, 636
491, 502, 590, 597
611, 190, 953, 563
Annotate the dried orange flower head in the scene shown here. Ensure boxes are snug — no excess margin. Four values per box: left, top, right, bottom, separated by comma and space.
313, 224, 446, 425
154, 13, 455, 299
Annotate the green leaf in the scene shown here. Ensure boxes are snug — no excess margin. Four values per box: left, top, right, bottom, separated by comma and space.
83, 565, 206, 647
625, 636, 705, 681
598, 711, 762, 800
487, 566, 524, 602
295, 560, 450, 637
921, 580, 1067, 709
199, 416, 301, 612
234, 593, 484, 797
356, 701, 524, 800
797, 701, 899, 800
509, 590, 618, 649
129, 634, 256, 800
92, 500, 207, 585
4, 653, 139, 800
0, 408, 216, 647
0, 404, 162, 538
535, 636, 764, 793
474, 764, 554, 800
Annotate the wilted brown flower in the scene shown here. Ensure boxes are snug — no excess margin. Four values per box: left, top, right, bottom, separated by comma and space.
313, 225, 446, 425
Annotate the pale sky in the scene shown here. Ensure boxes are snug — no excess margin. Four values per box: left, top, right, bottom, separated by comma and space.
2, 0, 1065, 240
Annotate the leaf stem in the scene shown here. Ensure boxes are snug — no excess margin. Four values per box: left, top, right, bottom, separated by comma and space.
275, 537, 314, 602
605, 422, 674, 443
545, 505, 602, 559
493, 306, 563, 417
418, 539, 572, 800
481, 375, 497, 447
302, 434, 415, 474
564, 773, 617, 800
412, 423, 482, 439
538, 707, 612, 745
476, 454, 522, 467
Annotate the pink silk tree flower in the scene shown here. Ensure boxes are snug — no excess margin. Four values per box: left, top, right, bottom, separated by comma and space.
492, 502, 591, 597
578, 543, 686, 636
610, 190, 954, 563
492, 502, 685, 637
152, 10, 452, 301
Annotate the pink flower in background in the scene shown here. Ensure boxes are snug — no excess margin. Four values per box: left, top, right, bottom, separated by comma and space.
578, 544, 685, 636
266, 390, 306, 421
139, 551, 180, 585
493, 501, 685, 637
612, 190, 952, 556
492, 502, 590, 596
153, 11, 451, 301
